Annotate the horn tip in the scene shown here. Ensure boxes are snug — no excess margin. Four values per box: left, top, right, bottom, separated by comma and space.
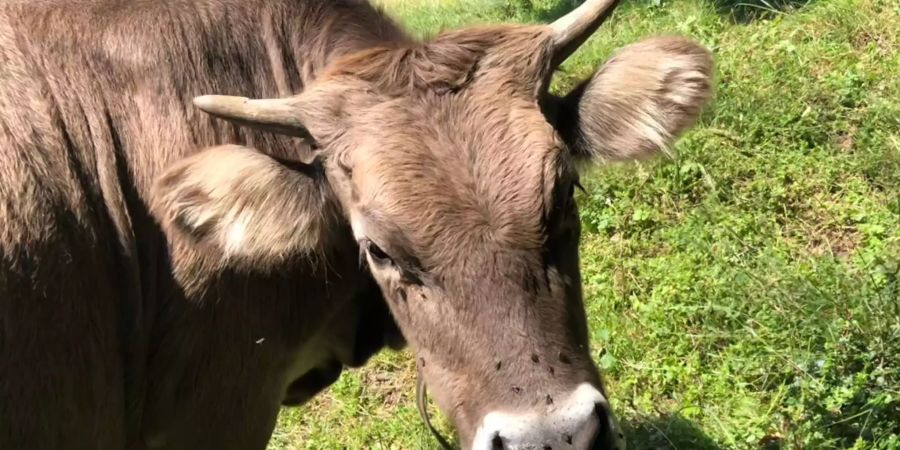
192, 95, 248, 111
192, 95, 216, 109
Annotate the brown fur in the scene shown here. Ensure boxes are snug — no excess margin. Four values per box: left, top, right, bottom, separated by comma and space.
0, 0, 713, 448
1, 1, 405, 449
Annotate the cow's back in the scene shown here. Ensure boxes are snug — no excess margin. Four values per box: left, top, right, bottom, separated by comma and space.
0, 1, 405, 449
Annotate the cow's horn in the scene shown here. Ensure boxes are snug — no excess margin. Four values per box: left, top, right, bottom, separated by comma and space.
549, 0, 620, 66
193, 95, 313, 140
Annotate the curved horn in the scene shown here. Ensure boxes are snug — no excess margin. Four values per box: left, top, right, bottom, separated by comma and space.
550, 0, 621, 66
193, 95, 313, 139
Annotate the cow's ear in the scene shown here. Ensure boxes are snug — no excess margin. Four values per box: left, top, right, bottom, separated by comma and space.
149, 145, 338, 269
552, 37, 713, 162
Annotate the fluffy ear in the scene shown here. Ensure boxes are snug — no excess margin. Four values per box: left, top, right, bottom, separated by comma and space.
554, 37, 713, 162
150, 145, 337, 269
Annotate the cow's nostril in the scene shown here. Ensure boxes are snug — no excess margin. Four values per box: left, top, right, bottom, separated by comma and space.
594, 403, 611, 438
590, 402, 623, 450
594, 402, 609, 421
491, 434, 504, 450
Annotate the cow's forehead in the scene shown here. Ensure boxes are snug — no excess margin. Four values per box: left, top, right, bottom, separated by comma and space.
345, 94, 564, 265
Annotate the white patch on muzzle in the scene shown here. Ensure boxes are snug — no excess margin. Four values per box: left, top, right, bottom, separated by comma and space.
471, 383, 626, 450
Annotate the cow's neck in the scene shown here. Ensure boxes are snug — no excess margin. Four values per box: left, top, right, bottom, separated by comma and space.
241, 0, 414, 95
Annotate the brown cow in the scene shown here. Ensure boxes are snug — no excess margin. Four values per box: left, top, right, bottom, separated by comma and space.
0, 0, 712, 448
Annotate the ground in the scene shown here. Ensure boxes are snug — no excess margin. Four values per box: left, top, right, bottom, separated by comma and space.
268, 0, 900, 448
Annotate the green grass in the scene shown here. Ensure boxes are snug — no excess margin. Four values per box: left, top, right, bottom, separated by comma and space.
270, 0, 900, 448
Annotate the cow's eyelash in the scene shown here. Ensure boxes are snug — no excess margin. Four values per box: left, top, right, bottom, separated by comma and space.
359, 239, 393, 267
358, 239, 427, 286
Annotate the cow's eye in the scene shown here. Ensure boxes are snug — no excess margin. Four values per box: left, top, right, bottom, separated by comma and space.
364, 240, 393, 266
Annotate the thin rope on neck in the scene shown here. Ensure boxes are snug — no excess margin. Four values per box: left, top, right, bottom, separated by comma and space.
416, 372, 455, 450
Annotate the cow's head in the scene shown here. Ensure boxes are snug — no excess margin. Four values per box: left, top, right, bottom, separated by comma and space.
152, 1, 712, 448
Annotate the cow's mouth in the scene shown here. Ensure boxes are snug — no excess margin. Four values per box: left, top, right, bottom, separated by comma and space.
281, 360, 344, 406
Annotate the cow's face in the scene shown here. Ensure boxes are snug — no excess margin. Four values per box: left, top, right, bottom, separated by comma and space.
152, 2, 712, 448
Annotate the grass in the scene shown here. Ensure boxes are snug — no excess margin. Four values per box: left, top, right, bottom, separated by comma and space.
270, 0, 900, 448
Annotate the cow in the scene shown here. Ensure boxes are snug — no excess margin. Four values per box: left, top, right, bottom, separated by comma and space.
0, 0, 713, 448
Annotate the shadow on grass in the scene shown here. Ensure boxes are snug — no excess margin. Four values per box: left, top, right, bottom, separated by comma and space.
504, 0, 815, 25
500, 0, 582, 23
623, 413, 726, 450
705, 0, 815, 24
